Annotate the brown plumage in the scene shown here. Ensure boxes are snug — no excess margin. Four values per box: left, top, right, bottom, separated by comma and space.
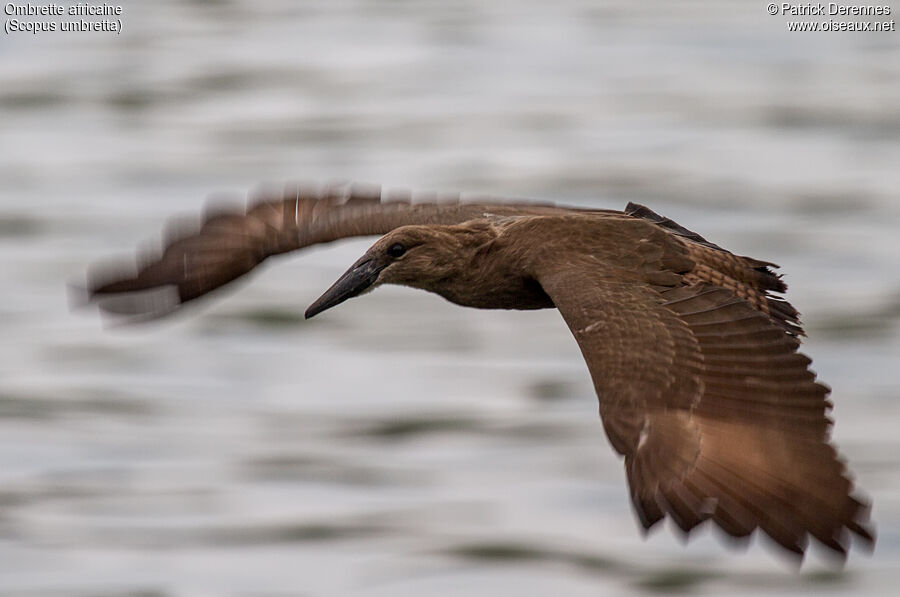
83, 183, 873, 559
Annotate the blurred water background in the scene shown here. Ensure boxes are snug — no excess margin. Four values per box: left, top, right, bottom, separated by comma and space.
1, 1, 900, 595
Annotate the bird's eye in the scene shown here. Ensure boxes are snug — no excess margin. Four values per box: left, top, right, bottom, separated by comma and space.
387, 243, 406, 258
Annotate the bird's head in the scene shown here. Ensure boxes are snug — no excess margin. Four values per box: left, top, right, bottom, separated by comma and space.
304, 222, 496, 319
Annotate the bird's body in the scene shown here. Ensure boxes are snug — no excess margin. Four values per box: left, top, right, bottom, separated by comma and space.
83, 184, 873, 560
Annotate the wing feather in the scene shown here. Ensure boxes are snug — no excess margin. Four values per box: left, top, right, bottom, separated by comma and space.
537, 260, 873, 558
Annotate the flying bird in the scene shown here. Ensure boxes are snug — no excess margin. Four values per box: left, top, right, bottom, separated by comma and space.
83, 183, 874, 559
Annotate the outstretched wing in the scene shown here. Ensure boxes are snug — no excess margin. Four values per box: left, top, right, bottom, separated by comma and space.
82, 184, 597, 320
536, 255, 873, 558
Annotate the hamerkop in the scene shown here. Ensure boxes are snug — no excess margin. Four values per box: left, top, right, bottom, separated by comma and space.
84, 184, 873, 559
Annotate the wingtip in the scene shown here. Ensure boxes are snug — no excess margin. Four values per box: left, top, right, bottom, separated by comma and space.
848, 514, 877, 552
632, 495, 666, 533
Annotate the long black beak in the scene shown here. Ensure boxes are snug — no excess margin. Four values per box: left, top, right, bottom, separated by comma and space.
305, 256, 384, 319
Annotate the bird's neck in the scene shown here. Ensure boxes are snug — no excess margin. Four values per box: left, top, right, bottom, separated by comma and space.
422, 225, 555, 311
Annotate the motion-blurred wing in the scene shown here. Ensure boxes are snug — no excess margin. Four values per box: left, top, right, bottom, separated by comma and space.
83, 184, 583, 320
